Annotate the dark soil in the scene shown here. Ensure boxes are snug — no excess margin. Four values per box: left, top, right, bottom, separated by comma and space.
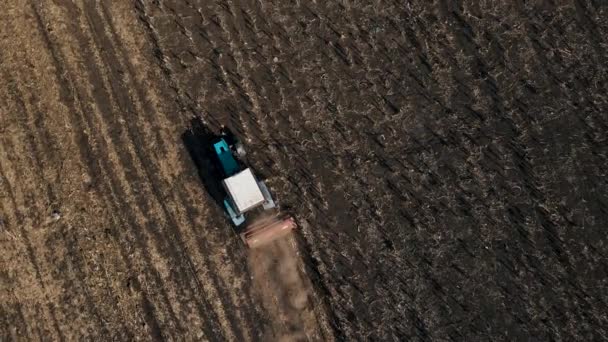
1, 1, 607, 341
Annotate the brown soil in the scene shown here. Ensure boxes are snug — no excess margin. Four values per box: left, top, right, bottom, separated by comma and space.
248, 232, 331, 342
1, 0, 608, 341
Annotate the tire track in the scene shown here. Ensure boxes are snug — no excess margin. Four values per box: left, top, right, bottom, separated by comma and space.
0, 79, 69, 339
2, 76, 113, 338
27, 2, 187, 339
0, 136, 66, 341
1, 287, 31, 340
16, 2, 152, 340
0, 30, 134, 334
58, 2, 199, 335
95, 3, 238, 338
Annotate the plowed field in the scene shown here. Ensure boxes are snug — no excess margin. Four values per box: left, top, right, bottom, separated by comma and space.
1, 1, 607, 341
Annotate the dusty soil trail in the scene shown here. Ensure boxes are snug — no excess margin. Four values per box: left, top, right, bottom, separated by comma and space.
1, 0, 608, 341
248, 233, 332, 342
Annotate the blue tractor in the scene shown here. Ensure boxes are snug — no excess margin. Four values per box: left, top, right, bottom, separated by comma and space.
210, 130, 296, 248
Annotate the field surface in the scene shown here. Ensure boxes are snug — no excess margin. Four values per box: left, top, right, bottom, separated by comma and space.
1, 1, 607, 341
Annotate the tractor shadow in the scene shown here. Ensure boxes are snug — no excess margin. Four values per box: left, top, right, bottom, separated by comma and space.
182, 117, 230, 217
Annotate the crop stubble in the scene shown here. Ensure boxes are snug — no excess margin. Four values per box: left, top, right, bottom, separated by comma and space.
1, 0, 607, 341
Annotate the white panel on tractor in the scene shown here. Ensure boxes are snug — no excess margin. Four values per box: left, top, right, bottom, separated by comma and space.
223, 168, 265, 213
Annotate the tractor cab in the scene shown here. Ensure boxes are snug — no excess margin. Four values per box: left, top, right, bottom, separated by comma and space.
213, 137, 276, 226
183, 120, 296, 248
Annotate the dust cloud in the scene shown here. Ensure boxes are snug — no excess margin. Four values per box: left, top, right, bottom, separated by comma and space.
247, 234, 329, 342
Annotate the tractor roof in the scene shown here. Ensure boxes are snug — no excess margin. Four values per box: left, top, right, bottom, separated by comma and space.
222, 168, 265, 213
